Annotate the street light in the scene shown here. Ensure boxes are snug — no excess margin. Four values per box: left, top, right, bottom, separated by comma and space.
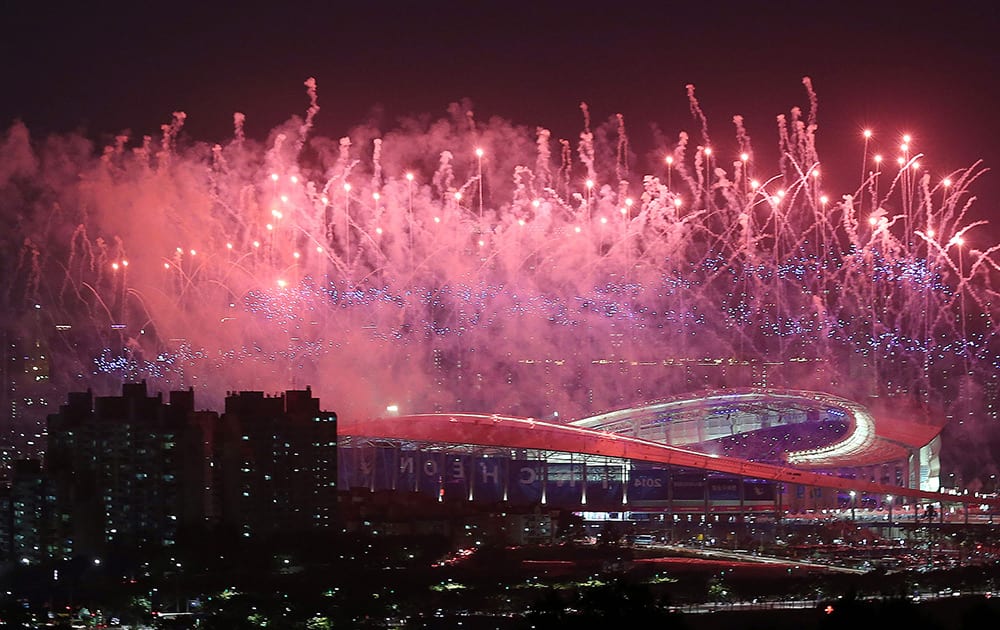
849, 490, 856, 522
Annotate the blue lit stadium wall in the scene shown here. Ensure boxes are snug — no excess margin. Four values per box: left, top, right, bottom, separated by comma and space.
338, 443, 778, 512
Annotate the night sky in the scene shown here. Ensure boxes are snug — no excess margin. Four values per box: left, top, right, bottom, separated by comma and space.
3, 1, 998, 206
3, 1, 1000, 477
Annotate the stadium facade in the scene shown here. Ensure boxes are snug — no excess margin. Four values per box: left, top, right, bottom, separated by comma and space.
338, 388, 987, 517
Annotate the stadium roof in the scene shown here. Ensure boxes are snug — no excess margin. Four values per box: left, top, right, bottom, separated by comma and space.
569, 389, 943, 468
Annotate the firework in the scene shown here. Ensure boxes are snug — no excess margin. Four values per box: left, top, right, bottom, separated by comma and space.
1, 77, 993, 421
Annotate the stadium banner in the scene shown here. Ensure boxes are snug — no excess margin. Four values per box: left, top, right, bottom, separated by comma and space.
507, 459, 543, 506
472, 457, 506, 503
349, 445, 377, 490
545, 463, 585, 507
628, 466, 671, 506
708, 476, 742, 504
417, 452, 443, 498
671, 473, 707, 503
744, 479, 776, 503
337, 446, 357, 489
395, 450, 421, 492
442, 454, 470, 502
584, 465, 624, 509
373, 446, 396, 491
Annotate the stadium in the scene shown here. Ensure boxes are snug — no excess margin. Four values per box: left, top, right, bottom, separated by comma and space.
338, 388, 998, 526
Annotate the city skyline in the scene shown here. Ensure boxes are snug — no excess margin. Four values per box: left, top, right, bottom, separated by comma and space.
2, 3, 1000, 626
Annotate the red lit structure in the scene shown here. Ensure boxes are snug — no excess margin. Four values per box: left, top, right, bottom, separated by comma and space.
340, 389, 997, 511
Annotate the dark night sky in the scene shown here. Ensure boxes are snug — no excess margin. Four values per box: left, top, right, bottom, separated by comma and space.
3, 0, 999, 205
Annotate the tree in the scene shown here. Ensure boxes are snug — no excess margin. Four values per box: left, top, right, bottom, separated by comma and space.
305, 617, 333, 630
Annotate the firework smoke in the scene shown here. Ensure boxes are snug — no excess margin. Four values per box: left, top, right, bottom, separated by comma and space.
0, 78, 993, 426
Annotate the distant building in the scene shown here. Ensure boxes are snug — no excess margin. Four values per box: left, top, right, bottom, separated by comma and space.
0, 459, 61, 565
0, 382, 338, 564
1, 329, 58, 481
45, 382, 215, 556
218, 387, 337, 540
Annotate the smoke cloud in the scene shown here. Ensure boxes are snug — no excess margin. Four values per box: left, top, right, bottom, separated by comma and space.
0, 79, 994, 431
